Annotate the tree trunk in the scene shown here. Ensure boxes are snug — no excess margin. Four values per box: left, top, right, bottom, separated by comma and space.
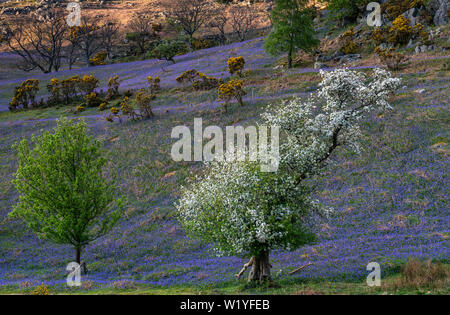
75, 247, 81, 265
85, 48, 91, 67
287, 49, 293, 69
248, 251, 271, 283
238, 95, 244, 107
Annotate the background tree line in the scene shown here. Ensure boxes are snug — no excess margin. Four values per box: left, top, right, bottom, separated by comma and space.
1, 1, 271, 73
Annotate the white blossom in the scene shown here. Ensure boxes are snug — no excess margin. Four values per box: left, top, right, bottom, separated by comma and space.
177, 68, 401, 257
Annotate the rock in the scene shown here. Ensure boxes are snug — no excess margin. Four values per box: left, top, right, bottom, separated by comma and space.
416, 89, 426, 94
433, 0, 448, 25
415, 45, 426, 53
415, 44, 436, 53
406, 39, 417, 49
336, 54, 361, 64
402, 7, 420, 26
316, 51, 361, 64
314, 62, 327, 69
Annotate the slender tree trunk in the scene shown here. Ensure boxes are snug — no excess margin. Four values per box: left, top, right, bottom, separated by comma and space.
248, 251, 271, 283
238, 95, 244, 107
75, 247, 81, 265
188, 34, 194, 52
287, 41, 294, 69
85, 47, 91, 67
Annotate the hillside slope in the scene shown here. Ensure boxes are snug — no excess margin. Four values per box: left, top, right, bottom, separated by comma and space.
0, 34, 449, 293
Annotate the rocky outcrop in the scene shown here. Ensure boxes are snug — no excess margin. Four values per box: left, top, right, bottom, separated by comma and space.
314, 62, 327, 69
433, 0, 448, 25
415, 44, 437, 53
425, 0, 449, 25
316, 51, 361, 64
1, 0, 62, 16
402, 7, 420, 26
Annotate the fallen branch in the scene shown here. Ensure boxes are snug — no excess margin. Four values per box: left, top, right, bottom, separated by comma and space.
235, 257, 254, 279
289, 263, 314, 275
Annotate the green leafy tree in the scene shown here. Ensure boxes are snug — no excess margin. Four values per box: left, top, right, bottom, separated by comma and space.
265, 0, 319, 68
151, 39, 187, 64
9, 118, 124, 264
322, 0, 370, 25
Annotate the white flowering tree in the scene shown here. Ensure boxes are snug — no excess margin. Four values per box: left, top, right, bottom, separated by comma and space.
177, 68, 401, 283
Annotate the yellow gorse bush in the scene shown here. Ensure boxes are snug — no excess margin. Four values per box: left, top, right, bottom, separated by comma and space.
176, 70, 221, 90
84, 92, 103, 107
388, 15, 424, 45
176, 70, 200, 85
192, 38, 212, 50
374, 46, 408, 70
78, 75, 99, 96
60, 76, 81, 104
218, 78, 247, 112
227, 56, 245, 76
99, 102, 107, 111
135, 90, 155, 118
32, 283, 50, 295
340, 28, 358, 55
75, 105, 85, 114
110, 106, 120, 115
147, 76, 161, 94
89, 52, 107, 66
9, 79, 40, 110
381, 0, 427, 20
106, 75, 120, 100
371, 27, 384, 45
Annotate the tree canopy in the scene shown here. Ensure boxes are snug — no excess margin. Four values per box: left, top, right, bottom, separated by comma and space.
265, 0, 319, 68
10, 118, 124, 264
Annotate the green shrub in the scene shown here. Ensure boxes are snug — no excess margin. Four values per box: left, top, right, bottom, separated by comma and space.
326, 0, 371, 24
151, 40, 187, 64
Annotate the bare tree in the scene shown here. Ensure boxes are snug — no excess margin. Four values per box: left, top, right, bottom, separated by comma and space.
127, 13, 160, 55
99, 20, 121, 60
208, 5, 229, 45
164, 0, 213, 48
0, 17, 9, 46
6, 12, 67, 73
72, 16, 103, 67
229, 4, 258, 42
65, 27, 81, 70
